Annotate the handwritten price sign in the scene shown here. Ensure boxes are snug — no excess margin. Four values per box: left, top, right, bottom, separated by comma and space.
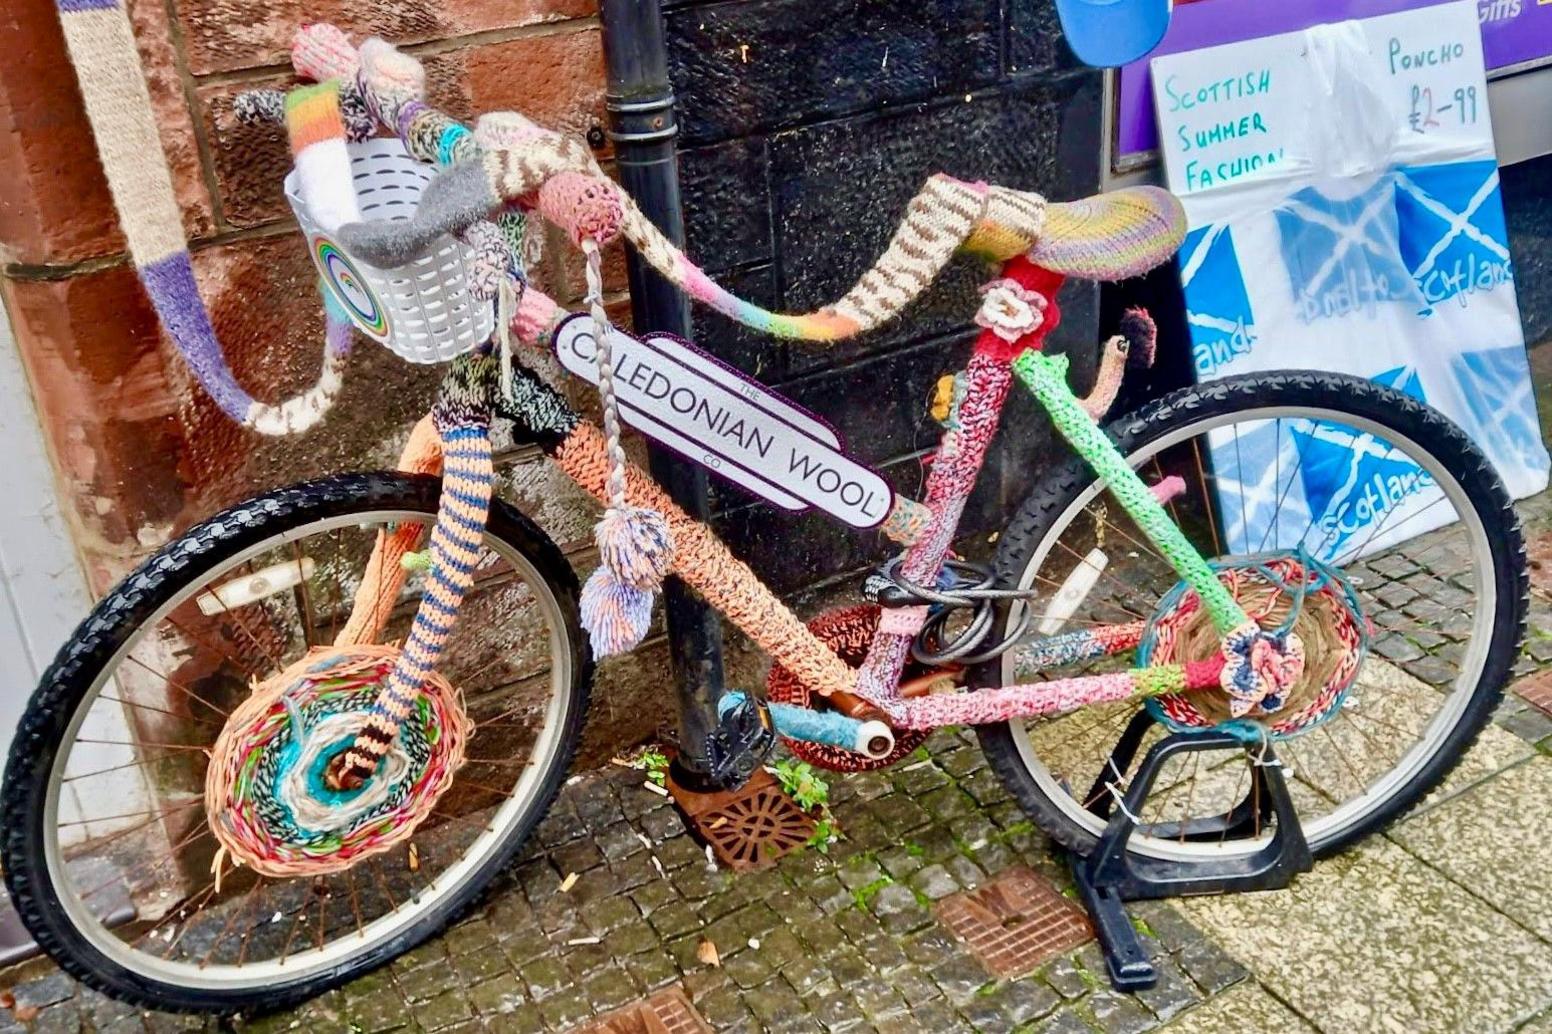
1152, 1, 1494, 197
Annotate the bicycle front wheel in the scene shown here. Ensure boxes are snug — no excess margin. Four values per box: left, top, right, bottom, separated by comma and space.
974, 370, 1526, 862
2, 473, 590, 1012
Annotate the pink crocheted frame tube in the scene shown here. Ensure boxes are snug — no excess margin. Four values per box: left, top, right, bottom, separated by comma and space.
888, 658, 1226, 729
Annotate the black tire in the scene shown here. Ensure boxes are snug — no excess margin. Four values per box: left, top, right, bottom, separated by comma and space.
972, 370, 1526, 860
1, 473, 592, 1013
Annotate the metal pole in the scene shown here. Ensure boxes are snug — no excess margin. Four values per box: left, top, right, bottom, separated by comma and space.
599, 0, 727, 792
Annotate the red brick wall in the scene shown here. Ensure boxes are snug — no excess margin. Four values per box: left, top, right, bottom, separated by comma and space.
0, 0, 610, 590
0, 0, 684, 758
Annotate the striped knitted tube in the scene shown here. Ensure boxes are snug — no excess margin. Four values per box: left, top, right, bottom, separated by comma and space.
335, 403, 494, 784
54, 0, 354, 434
334, 414, 444, 647
285, 83, 359, 232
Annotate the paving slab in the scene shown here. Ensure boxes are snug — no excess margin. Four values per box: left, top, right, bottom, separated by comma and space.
1519, 1008, 1552, 1034
1158, 982, 1316, 1033
1390, 756, 1552, 943
1177, 836, 1552, 1034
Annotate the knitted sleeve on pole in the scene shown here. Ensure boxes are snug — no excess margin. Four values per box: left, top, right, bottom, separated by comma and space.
53, 0, 355, 435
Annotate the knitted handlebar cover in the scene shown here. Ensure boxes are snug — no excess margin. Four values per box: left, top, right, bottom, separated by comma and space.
311, 27, 1059, 346
54, 0, 355, 435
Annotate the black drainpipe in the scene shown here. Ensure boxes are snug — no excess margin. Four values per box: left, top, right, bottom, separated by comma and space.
598, 0, 727, 792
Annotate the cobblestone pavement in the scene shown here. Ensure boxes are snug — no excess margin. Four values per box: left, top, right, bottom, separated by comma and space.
4, 500, 1552, 1034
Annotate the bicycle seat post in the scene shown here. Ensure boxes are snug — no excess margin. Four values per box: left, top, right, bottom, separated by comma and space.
600, 0, 730, 793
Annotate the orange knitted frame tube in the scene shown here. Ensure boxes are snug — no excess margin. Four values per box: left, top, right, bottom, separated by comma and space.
555, 423, 859, 697
336, 414, 443, 646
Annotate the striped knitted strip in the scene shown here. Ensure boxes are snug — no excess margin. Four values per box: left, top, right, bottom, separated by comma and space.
285, 83, 359, 232
335, 415, 443, 646
335, 408, 494, 784
54, 0, 353, 434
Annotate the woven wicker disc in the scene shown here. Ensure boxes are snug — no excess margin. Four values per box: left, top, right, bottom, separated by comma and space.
1141, 554, 1367, 739
204, 643, 471, 878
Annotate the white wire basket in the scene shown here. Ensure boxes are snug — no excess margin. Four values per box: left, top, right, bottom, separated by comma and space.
285, 138, 496, 364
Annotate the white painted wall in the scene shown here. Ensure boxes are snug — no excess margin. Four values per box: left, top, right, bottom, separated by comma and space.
0, 303, 94, 738
0, 299, 151, 842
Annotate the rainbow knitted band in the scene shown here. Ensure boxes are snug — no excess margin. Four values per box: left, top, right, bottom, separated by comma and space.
55, 0, 352, 435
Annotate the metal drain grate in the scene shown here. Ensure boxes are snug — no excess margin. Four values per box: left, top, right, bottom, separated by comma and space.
1514, 669, 1552, 718
568, 987, 713, 1034
667, 765, 815, 872
935, 866, 1092, 979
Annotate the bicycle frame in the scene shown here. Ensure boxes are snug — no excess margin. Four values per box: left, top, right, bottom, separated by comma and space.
322, 60, 1252, 738
531, 256, 1254, 734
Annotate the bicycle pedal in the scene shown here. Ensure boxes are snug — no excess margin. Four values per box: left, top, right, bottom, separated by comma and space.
704, 693, 777, 790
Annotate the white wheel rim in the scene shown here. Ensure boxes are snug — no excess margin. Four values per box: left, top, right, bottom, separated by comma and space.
42, 509, 575, 991
1000, 405, 1498, 862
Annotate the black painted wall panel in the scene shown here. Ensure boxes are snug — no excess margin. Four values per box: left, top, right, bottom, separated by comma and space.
667, 0, 1105, 593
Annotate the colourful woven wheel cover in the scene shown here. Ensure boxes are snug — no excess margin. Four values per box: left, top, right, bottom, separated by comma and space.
205, 644, 471, 878
1137, 553, 1368, 741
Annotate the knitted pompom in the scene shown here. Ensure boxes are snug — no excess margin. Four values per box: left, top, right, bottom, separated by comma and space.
594, 506, 674, 591
537, 171, 624, 246
292, 23, 359, 82
579, 567, 654, 657
1119, 307, 1157, 369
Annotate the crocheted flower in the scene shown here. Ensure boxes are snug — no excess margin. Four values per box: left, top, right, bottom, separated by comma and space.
1219, 623, 1305, 717
974, 279, 1047, 343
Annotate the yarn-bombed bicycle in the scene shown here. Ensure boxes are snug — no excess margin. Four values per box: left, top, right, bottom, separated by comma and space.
2, 15, 1526, 1014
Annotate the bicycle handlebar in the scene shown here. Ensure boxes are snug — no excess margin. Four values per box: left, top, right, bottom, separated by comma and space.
295, 24, 1177, 347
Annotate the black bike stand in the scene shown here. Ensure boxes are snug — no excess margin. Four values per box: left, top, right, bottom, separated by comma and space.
1068, 721, 1313, 992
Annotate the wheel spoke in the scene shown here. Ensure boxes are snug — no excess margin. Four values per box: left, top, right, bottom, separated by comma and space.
996, 389, 1503, 866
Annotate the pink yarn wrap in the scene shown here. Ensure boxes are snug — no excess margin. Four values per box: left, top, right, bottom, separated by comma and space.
512, 287, 562, 346
537, 171, 623, 246
292, 23, 358, 82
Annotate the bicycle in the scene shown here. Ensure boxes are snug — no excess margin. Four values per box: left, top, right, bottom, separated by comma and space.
3, 18, 1526, 1014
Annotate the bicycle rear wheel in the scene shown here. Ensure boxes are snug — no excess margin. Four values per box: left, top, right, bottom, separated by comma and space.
974, 370, 1525, 861
2, 473, 590, 1012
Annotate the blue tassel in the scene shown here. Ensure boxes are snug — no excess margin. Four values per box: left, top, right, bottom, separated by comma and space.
579, 566, 654, 657
594, 506, 674, 590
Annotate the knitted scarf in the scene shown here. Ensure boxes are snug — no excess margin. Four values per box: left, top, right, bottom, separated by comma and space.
53, 0, 351, 434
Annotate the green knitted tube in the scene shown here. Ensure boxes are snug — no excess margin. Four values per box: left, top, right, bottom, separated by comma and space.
1013, 350, 1249, 634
